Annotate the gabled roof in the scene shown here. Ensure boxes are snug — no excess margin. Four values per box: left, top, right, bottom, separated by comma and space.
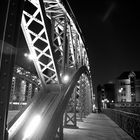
117, 71, 140, 79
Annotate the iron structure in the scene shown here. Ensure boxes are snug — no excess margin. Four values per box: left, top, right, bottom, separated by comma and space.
103, 109, 140, 140
0, 0, 94, 140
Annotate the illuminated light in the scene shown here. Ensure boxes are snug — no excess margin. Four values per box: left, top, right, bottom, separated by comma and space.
118, 89, 121, 93
24, 53, 28, 57
17, 69, 21, 73
56, 0, 61, 3
62, 74, 70, 83
101, 88, 104, 92
112, 100, 114, 103
118, 88, 123, 93
24, 53, 35, 61
9, 102, 27, 105
28, 53, 35, 60
23, 115, 41, 140
8, 106, 31, 138
60, 72, 62, 77
102, 100, 104, 103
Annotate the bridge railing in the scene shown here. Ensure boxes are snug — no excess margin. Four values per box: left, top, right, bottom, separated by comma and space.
102, 108, 140, 140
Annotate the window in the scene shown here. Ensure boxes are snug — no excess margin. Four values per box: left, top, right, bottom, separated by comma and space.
120, 82, 125, 86
121, 99, 126, 102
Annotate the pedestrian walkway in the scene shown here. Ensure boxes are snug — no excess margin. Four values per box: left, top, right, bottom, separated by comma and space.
64, 113, 134, 140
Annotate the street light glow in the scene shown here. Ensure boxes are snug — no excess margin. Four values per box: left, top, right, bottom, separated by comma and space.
24, 53, 35, 61
118, 88, 123, 93
24, 53, 28, 57
62, 74, 70, 83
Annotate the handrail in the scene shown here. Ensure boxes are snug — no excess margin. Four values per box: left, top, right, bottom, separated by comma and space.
8, 65, 89, 140
42, 65, 89, 139
103, 108, 140, 140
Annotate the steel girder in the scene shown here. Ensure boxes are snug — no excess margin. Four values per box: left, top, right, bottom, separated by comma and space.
0, 0, 93, 140
21, 0, 91, 85
78, 74, 92, 119
64, 73, 93, 128
64, 86, 77, 128
44, 0, 91, 80
21, 0, 58, 86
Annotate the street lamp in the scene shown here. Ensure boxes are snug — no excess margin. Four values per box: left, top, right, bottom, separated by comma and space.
62, 74, 70, 84
24, 53, 35, 61
118, 87, 123, 93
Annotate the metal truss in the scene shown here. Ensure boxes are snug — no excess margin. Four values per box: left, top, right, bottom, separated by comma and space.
44, 0, 76, 75
51, 15, 67, 73
0, 0, 93, 140
43, 0, 90, 76
78, 74, 92, 119
21, 0, 58, 85
79, 75, 87, 118
64, 86, 77, 128
21, 0, 91, 85
64, 74, 93, 127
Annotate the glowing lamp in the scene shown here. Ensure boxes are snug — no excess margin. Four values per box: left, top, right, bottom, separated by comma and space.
62, 74, 70, 83
24, 53, 35, 61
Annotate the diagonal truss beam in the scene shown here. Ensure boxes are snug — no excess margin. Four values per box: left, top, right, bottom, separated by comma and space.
21, 0, 58, 86
43, 0, 90, 74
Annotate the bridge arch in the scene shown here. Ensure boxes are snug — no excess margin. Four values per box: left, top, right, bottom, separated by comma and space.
0, 0, 94, 140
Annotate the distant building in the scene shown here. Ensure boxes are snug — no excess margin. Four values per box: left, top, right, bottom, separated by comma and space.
115, 71, 140, 102
9, 65, 41, 110
96, 82, 115, 109
103, 82, 115, 103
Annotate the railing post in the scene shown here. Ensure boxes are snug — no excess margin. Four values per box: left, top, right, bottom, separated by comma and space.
64, 87, 78, 128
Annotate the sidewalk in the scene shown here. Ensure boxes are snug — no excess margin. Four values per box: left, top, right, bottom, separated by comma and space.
64, 113, 134, 140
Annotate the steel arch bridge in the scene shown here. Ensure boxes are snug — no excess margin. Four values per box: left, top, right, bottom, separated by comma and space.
0, 0, 94, 140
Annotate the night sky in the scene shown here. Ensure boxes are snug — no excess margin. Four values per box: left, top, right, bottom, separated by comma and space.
68, 0, 140, 88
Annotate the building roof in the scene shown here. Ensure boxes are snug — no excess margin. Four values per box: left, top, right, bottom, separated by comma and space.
117, 71, 140, 80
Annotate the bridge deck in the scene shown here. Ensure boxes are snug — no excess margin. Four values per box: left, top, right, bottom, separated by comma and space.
64, 113, 134, 140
